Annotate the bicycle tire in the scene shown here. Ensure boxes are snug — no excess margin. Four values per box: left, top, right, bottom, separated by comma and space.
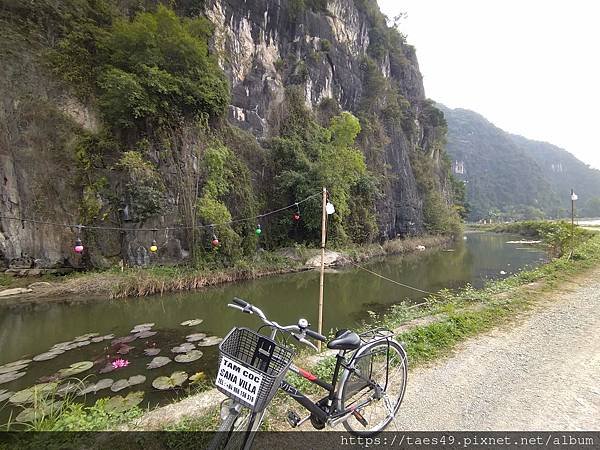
207, 400, 258, 450
338, 338, 408, 436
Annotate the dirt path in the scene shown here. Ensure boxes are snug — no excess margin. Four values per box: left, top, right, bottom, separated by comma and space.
387, 270, 600, 431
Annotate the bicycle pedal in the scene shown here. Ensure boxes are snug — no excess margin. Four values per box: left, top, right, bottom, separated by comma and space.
287, 410, 301, 428
352, 409, 368, 427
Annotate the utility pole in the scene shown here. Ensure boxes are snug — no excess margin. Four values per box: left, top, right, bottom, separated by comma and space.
317, 187, 327, 351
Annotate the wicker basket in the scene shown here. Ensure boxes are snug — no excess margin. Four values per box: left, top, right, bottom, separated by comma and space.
216, 327, 294, 412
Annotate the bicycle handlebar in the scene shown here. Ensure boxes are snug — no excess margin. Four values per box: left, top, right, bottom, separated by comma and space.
232, 297, 248, 308
227, 297, 326, 349
305, 328, 326, 342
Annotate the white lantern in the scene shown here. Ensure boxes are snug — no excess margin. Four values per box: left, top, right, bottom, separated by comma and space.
326, 202, 335, 215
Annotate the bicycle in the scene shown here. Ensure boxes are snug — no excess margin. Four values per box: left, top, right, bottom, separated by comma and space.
209, 297, 408, 449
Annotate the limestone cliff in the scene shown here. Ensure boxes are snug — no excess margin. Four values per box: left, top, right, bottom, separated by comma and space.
0, 0, 452, 269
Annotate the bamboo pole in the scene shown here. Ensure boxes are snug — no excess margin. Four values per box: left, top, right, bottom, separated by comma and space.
317, 187, 327, 351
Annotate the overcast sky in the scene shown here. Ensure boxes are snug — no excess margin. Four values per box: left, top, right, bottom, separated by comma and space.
377, 0, 600, 169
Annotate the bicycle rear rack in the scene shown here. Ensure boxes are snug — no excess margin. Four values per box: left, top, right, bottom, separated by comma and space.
358, 327, 394, 344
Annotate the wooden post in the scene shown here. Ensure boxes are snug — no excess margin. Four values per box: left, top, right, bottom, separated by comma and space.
571, 188, 575, 257
317, 187, 327, 351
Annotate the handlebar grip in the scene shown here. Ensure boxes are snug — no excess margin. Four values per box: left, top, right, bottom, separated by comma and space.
305, 328, 326, 342
232, 297, 249, 307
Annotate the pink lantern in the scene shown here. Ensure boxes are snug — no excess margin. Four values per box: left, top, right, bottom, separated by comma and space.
74, 238, 84, 254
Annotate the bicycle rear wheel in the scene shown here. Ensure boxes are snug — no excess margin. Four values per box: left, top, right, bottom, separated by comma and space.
338, 339, 407, 436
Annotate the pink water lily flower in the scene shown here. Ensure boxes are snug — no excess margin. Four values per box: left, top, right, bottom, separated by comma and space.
112, 358, 130, 369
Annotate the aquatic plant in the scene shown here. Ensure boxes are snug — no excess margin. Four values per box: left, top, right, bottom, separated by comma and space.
196, 336, 223, 347
180, 319, 203, 327
147, 357, 171, 369
111, 359, 129, 369
174, 350, 203, 363
152, 372, 188, 390
185, 333, 206, 342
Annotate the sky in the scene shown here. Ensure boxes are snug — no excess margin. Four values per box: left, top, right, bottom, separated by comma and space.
377, 0, 600, 169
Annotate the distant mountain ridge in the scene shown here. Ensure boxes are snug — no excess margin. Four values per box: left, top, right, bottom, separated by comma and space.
439, 105, 600, 221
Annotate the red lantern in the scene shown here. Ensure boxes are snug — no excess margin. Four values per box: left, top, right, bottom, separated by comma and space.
293, 213, 301, 222
211, 238, 220, 248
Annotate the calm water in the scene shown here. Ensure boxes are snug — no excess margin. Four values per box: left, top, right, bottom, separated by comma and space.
0, 232, 546, 421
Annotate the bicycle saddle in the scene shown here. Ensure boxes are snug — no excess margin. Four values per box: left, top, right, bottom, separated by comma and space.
327, 329, 361, 351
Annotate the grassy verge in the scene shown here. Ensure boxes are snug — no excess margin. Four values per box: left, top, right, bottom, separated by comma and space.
2, 235, 452, 300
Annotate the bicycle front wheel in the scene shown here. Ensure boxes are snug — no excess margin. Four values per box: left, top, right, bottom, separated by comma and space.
208, 399, 261, 450
338, 339, 408, 436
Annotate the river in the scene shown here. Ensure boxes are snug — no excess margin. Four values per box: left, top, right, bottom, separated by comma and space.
0, 232, 547, 423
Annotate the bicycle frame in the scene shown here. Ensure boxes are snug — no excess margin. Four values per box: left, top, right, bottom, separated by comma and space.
281, 349, 382, 427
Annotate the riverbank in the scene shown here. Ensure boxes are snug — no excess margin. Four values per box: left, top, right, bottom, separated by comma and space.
130, 229, 600, 431
0, 235, 451, 305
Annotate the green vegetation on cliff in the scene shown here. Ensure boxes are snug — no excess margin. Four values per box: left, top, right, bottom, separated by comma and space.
0, 0, 464, 270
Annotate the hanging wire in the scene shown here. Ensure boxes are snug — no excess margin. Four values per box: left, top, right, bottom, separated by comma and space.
0, 193, 321, 233
346, 260, 438, 297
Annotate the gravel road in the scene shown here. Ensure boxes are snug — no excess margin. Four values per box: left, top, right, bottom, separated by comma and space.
388, 271, 600, 431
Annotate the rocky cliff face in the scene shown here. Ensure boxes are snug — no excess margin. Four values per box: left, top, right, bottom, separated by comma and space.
0, 0, 450, 269
204, 0, 442, 238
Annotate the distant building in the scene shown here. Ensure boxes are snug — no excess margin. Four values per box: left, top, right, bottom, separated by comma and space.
551, 163, 564, 173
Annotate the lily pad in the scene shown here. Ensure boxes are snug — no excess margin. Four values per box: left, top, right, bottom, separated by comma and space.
174, 350, 203, 364
0, 371, 26, 385
147, 356, 171, 370
116, 344, 135, 355
111, 379, 130, 392
76, 341, 91, 348
185, 333, 207, 342
189, 372, 206, 384
9, 383, 58, 404
135, 330, 157, 339
57, 361, 93, 378
60, 343, 80, 351
51, 341, 75, 350
0, 359, 32, 370
104, 391, 144, 414
74, 333, 99, 342
79, 378, 114, 395
196, 336, 223, 347
152, 371, 188, 390
112, 336, 136, 346
180, 319, 203, 327
0, 390, 13, 402
131, 327, 150, 334
94, 378, 115, 392
128, 375, 146, 386
133, 323, 155, 330
33, 351, 64, 362
99, 364, 115, 374
55, 382, 82, 397
0, 364, 28, 375
171, 343, 195, 354
90, 334, 115, 343
144, 348, 161, 356
16, 401, 63, 423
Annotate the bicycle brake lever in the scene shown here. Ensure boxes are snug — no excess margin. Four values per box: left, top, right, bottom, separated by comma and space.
299, 338, 319, 352
292, 333, 318, 351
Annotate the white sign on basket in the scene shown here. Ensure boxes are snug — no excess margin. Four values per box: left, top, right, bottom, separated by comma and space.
216, 356, 264, 407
